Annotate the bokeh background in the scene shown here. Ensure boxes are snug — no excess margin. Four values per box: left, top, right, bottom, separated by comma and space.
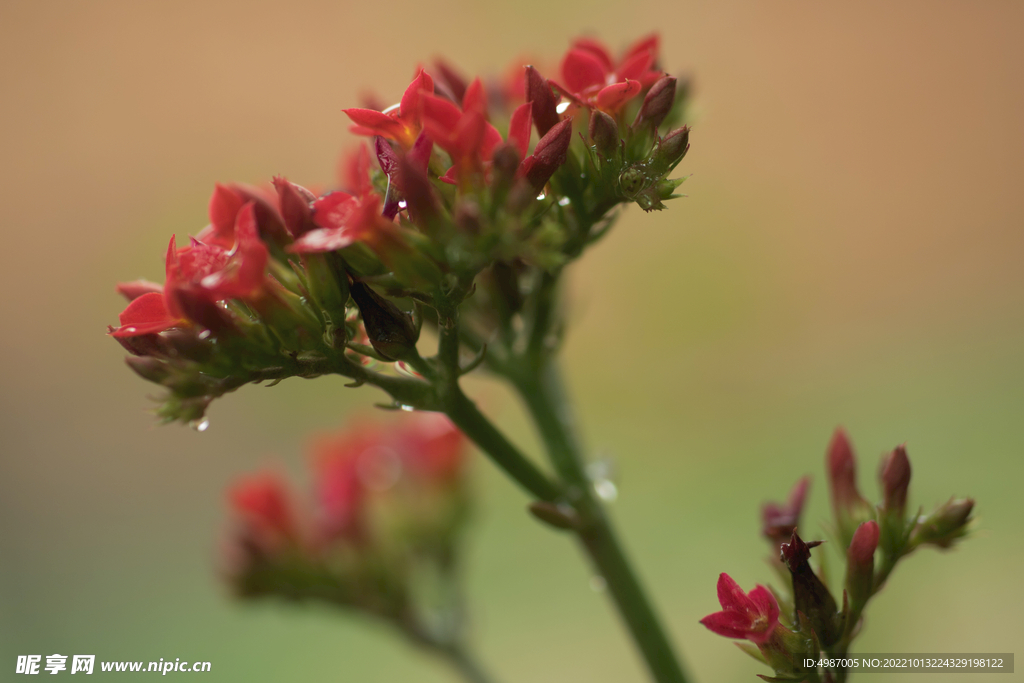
2, 1, 1022, 681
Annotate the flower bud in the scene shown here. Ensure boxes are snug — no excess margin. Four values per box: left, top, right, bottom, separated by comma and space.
526, 65, 561, 137
826, 428, 874, 547
632, 76, 676, 130
272, 176, 318, 238
646, 125, 689, 177
525, 118, 573, 192
880, 445, 911, 517
780, 531, 841, 647
911, 497, 975, 549
762, 476, 810, 550
846, 520, 879, 611
115, 280, 163, 302
125, 355, 171, 384
349, 281, 419, 361
588, 109, 619, 156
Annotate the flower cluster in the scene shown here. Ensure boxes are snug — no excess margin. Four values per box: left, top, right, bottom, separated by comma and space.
701, 429, 975, 682
108, 34, 691, 425
223, 413, 471, 645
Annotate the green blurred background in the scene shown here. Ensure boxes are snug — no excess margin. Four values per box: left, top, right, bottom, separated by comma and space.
2, 1, 1021, 681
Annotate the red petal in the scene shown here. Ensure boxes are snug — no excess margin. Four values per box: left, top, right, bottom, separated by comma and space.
438, 165, 459, 185
343, 108, 404, 139
716, 573, 748, 611
462, 78, 488, 115
112, 291, 178, 337
623, 34, 659, 64
116, 279, 163, 302
480, 121, 503, 161
400, 68, 433, 122
208, 184, 243, 237
571, 37, 614, 72
561, 48, 608, 93
699, 611, 752, 640
289, 228, 355, 254
596, 80, 641, 113
748, 585, 780, 624
312, 191, 357, 229
231, 203, 269, 296
421, 94, 464, 133
616, 50, 653, 82
508, 102, 533, 159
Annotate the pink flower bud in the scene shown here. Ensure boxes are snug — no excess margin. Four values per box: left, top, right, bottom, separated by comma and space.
525, 65, 561, 137
826, 428, 873, 542
761, 476, 810, 549
846, 520, 879, 609
632, 75, 676, 130
880, 445, 911, 516
588, 109, 619, 155
524, 118, 573, 192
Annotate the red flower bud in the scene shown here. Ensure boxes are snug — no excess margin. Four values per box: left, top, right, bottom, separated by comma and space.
588, 109, 619, 155
115, 280, 163, 302
525, 65, 561, 137
826, 427, 873, 544
880, 445, 911, 517
846, 520, 879, 609
761, 476, 810, 549
272, 176, 318, 238
524, 118, 573, 192
632, 76, 676, 130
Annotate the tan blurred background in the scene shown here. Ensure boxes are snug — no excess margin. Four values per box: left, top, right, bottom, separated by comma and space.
2, 1, 1022, 681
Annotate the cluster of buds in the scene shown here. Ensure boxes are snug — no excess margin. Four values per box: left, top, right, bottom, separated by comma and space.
223, 413, 471, 647
108, 34, 691, 424
702, 428, 975, 682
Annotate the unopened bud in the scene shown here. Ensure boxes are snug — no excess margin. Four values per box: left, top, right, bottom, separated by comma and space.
588, 110, 619, 155
647, 126, 689, 176
525, 65, 560, 137
826, 428, 874, 546
525, 118, 573, 192
633, 76, 676, 130
780, 531, 841, 647
125, 355, 171, 384
349, 281, 419, 361
454, 200, 482, 235
912, 497, 975, 549
846, 520, 879, 609
272, 177, 318, 238
880, 445, 912, 517
115, 280, 163, 302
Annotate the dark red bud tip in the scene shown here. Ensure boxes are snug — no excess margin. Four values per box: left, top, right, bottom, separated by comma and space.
526, 65, 560, 137
588, 110, 618, 155
848, 520, 879, 566
880, 445, 912, 514
434, 59, 468, 104
780, 529, 823, 571
525, 118, 573, 192
827, 427, 865, 510
650, 126, 689, 174
273, 177, 317, 238
633, 76, 677, 130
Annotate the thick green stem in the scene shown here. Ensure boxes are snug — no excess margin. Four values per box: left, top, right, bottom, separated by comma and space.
513, 362, 691, 683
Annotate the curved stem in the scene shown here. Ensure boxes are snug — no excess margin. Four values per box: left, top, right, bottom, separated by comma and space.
512, 361, 691, 683
439, 644, 499, 683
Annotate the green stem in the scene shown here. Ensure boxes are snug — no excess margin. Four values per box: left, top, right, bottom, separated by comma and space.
440, 644, 498, 683
512, 361, 691, 683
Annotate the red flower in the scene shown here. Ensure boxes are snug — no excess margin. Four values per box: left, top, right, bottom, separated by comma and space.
394, 413, 466, 484
111, 203, 272, 337
551, 34, 662, 114
700, 573, 780, 644
344, 68, 434, 149
228, 471, 301, 548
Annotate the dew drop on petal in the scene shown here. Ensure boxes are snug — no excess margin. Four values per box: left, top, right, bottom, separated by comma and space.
399, 404, 415, 412
556, 102, 571, 115
536, 193, 546, 200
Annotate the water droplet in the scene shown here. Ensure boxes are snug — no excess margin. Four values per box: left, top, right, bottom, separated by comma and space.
594, 479, 618, 502
382, 102, 401, 115
399, 404, 415, 412
397, 200, 408, 209
536, 192, 546, 200
189, 418, 210, 432
556, 102, 571, 115
558, 197, 571, 206
589, 575, 607, 592
124, 327, 136, 333
197, 330, 211, 340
